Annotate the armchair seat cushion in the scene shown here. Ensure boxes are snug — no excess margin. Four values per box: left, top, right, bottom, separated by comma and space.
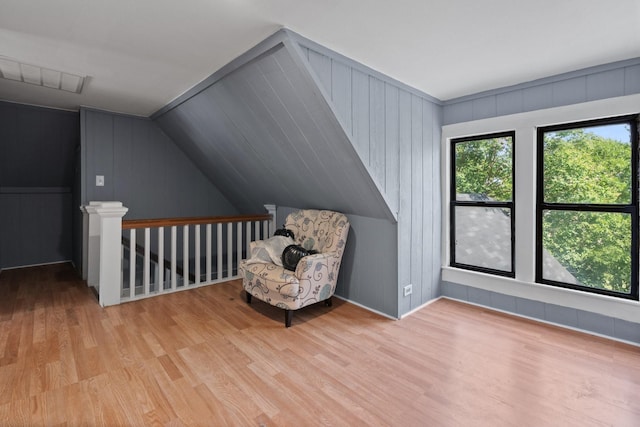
240, 261, 300, 297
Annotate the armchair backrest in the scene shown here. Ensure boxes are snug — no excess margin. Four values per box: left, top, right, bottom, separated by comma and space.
284, 210, 350, 255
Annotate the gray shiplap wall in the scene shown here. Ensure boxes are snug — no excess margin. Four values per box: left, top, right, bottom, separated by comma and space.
300, 40, 443, 316
154, 41, 393, 221
0, 101, 79, 269
152, 30, 410, 317
152, 29, 444, 317
81, 108, 237, 219
444, 58, 640, 124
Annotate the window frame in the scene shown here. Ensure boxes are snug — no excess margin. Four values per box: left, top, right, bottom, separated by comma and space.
535, 115, 639, 300
450, 131, 516, 278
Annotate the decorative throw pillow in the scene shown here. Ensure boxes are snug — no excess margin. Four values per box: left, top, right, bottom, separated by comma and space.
282, 244, 310, 271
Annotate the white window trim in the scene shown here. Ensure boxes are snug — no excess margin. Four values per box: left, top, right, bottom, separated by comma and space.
441, 93, 640, 323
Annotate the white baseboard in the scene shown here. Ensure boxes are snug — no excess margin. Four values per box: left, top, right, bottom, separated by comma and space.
399, 296, 443, 319
1, 260, 72, 271
333, 295, 398, 320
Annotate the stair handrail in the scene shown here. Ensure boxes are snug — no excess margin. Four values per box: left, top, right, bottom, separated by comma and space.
122, 213, 272, 229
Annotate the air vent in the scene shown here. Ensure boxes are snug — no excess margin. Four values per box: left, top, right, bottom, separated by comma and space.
0, 56, 85, 94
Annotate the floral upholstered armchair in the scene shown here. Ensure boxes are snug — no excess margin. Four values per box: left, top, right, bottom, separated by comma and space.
239, 209, 350, 327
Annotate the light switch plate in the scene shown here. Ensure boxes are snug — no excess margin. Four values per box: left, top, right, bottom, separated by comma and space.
96, 175, 104, 186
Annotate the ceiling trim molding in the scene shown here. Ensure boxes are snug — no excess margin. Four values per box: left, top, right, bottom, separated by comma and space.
445, 57, 640, 105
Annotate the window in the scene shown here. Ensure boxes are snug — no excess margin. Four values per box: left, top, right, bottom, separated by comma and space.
450, 132, 515, 277
536, 116, 639, 299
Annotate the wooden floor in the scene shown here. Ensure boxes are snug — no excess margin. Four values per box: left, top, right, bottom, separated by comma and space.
0, 264, 639, 426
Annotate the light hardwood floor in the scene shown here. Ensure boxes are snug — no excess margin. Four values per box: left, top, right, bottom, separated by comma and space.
0, 263, 639, 426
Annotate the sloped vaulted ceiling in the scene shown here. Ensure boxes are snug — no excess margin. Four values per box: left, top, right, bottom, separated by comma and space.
152, 29, 395, 221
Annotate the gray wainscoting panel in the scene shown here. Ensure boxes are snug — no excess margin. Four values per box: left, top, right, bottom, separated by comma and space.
613, 318, 640, 344
441, 281, 640, 345
82, 109, 237, 219
544, 303, 579, 328
444, 58, 640, 125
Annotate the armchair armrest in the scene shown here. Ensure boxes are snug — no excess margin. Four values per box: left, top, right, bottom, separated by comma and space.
294, 251, 342, 284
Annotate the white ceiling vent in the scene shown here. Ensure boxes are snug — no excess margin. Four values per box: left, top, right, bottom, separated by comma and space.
0, 56, 85, 94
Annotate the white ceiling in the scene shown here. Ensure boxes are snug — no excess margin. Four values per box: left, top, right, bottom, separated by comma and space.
0, 0, 639, 117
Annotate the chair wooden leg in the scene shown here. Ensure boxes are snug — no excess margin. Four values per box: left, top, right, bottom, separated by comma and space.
284, 309, 292, 328
246, 292, 252, 304
324, 297, 332, 307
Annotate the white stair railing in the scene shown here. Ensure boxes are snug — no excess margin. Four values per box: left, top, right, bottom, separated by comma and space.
120, 214, 272, 303
82, 201, 273, 307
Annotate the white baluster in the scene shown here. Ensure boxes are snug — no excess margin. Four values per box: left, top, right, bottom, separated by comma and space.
206, 224, 212, 283
129, 229, 136, 299
226, 222, 233, 278
263, 220, 269, 239
183, 225, 189, 286
236, 222, 242, 276
153, 261, 158, 292
171, 226, 177, 290
246, 222, 251, 260
195, 224, 201, 285
144, 227, 150, 295
217, 223, 223, 281
158, 227, 164, 292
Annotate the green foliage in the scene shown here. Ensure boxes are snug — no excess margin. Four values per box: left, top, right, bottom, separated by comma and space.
544, 130, 631, 204
543, 210, 631, 293
455, 128, 633, 294
455, 137, 512, 201
542, 129, 632, 293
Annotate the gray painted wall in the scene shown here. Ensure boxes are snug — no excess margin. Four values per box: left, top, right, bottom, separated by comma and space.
0, 189, 73, 269
151, 29, 444, 318
442, 58, 640, 342
443, 58, 640, 125
81, 108, 237, 220
0, 101, 79, 269
299, 37, 443, 317
278, 205, 398, 317
154, 37, 393, 221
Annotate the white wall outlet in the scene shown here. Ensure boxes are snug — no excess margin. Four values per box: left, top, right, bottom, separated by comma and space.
403, 284, 413, 297
96, 175, 105, 186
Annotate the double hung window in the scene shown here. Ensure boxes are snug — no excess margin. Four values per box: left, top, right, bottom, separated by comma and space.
536, 116, 639, 299
450, 132, 515, 277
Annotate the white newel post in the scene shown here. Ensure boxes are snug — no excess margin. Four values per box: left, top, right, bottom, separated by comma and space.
81, 202, 102, 284
94, 202, 129, 307
264, 204, 276, 237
